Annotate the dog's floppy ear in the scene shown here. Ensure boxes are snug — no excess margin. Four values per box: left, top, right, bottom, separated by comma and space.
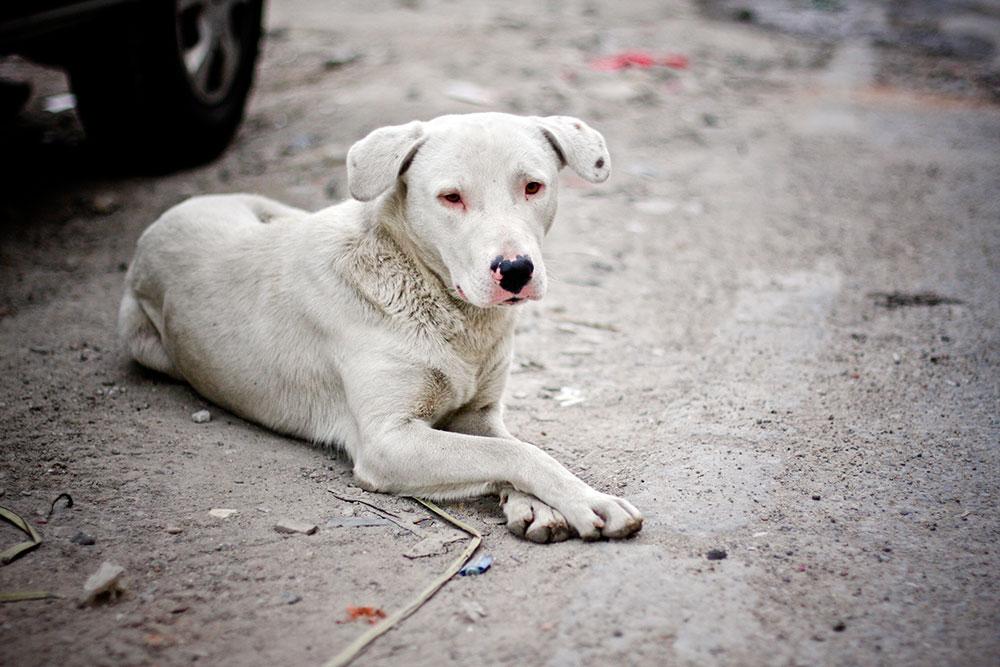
533, 116, 611, 183
347, 120, 426, 201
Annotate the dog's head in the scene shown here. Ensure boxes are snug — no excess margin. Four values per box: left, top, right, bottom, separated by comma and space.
347, 113, 611, 308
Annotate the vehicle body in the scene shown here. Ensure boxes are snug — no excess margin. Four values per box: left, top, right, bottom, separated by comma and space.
0, 0, 264, 167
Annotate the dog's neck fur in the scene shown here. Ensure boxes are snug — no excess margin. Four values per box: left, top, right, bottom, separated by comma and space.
341, 190, 515, 360
374, 187, 454, 297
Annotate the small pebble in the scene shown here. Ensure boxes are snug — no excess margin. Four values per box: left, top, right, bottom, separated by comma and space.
274, 519, 318, 535
812, 494, 821, 501
278, 592, 302, 605
322, 46, 360, 69
706, 549, 727, 561
191, 410, 211, 424
89, 193, 121, 215
164, 525, 184, 534
72, 532, 96, 546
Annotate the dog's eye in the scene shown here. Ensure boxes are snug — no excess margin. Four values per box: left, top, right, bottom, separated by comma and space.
525, 182, 543, 196
441, 193, 462, 204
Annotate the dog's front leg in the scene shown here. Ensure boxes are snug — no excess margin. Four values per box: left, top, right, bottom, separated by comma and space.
442, 407, 574, 543
352, 421, 642, 541
440, 403, 514, 440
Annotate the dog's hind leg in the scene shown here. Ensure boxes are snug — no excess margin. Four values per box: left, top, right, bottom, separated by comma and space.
118, 289, 180, 379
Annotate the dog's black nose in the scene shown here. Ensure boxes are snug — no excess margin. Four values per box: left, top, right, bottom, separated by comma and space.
491, 255, 534, 294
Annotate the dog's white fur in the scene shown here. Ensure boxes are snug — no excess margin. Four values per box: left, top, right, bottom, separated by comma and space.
120, 112, 642, 542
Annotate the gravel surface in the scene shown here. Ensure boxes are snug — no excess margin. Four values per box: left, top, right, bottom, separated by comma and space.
1, 1, 998, 665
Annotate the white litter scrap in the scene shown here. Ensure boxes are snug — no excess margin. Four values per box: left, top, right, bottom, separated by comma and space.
79, 561, 125, 606
43, 93, 76, 114
443, 80, 496, 106
634, 198, 678, 215
554, 387, 586, 407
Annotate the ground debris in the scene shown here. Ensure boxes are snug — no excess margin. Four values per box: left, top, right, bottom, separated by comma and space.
274, 519, 318, 535
0, 590, 61, 603
404, 535, 454, 559
326, 517, 394, 528
460, 599, 488, 622
338, 605, 386, 624
71, 532, 96, 546
323, 46, 360, 70
79, 561, 126, 606
869, 291, 964, 309
326, 488, 434, 538
88, 193, 120, 215
553, 387, 586, 407
42, 92, 76, 113
443, 80, 496, 106
589, 50, 689, 71
191, 410, 212, 423
458, 553, 493, 576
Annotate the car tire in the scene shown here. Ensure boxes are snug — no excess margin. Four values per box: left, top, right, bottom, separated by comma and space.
67, 0, 263, 170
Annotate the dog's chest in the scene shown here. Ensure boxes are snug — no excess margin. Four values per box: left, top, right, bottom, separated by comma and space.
334, 225, 514, 422
402, 299, 514, 425
415, 335, 510, 425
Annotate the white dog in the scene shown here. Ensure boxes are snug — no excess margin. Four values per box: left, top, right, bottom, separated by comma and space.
120, 112, 642, 542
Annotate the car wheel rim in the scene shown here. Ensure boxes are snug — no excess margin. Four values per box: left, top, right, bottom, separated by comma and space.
176, 0, 250, 105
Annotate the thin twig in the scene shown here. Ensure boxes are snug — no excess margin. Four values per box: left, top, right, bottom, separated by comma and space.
326, 488, 432, 538
323, 498, 482, 667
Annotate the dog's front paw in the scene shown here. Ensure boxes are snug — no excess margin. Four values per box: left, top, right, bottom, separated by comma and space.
500, 490, 572, 543
559, 491, 643, 541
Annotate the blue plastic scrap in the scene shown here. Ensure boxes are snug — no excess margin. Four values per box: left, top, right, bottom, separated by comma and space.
458, 553, 493, 576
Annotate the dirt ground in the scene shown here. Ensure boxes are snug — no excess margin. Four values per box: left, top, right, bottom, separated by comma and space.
2, 1, 999, 665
